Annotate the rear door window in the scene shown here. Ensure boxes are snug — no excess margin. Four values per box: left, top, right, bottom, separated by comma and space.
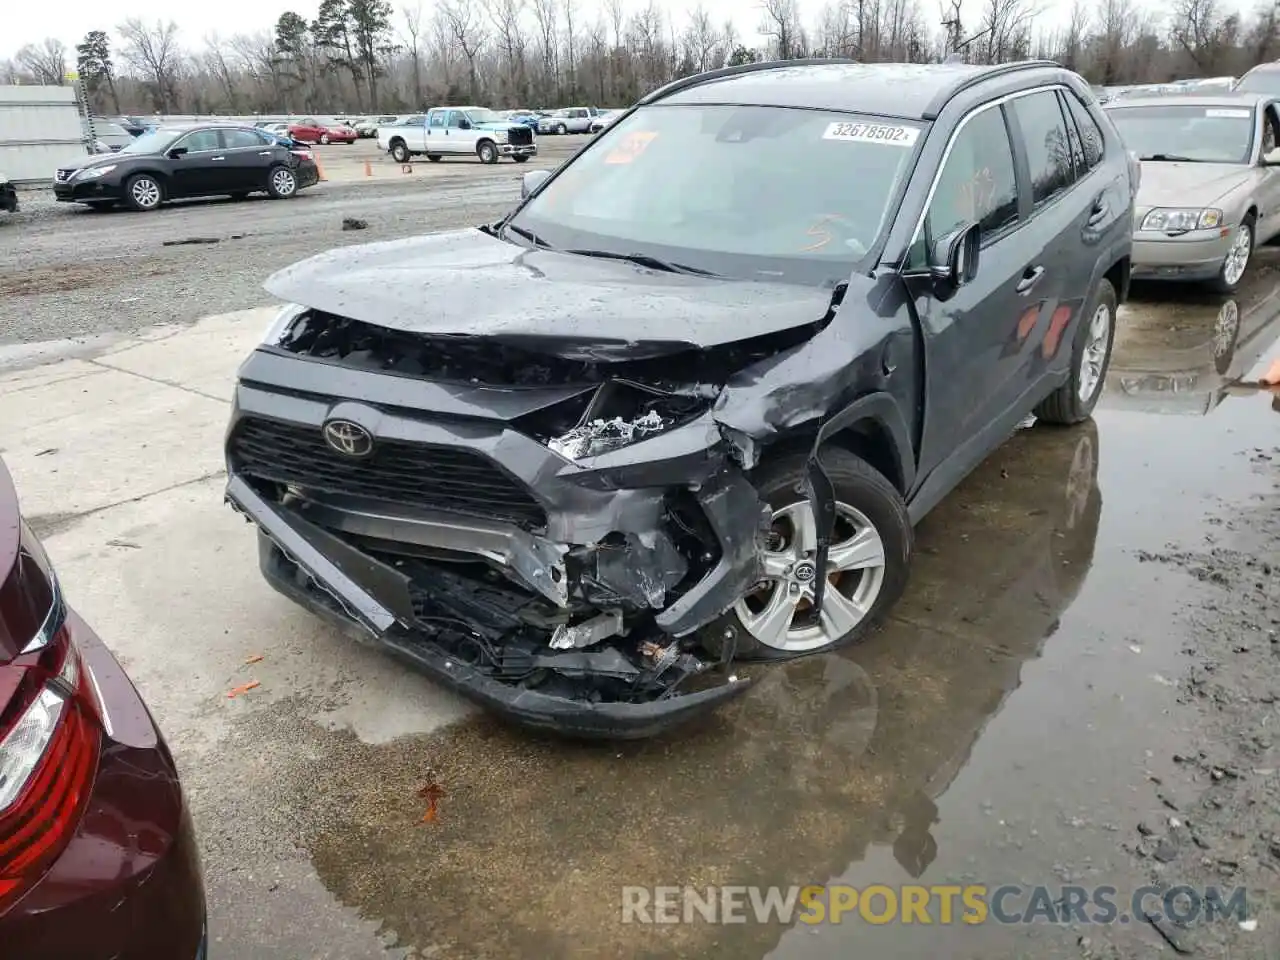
1062, 92, 1105, 171
1011, 90, 1077, 205
428, 112, 446, 128
224, 128, 270, 149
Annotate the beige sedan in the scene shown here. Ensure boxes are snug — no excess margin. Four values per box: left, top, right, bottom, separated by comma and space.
1104, 93, 1280, 291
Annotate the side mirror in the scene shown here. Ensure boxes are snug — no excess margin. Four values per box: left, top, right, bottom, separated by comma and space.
1264, 147, 1280, 165
521, 169, 551, 198
458, 119, 472, 130
167, 147, 188, 159
929, 221, 981, 299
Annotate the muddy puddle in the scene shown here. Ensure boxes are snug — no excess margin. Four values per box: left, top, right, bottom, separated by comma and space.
210, 273, 1280, 960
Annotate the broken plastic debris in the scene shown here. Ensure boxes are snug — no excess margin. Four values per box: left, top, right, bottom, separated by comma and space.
1240, 918, 1258, 931
244, 654, 265, 665
549, 610, 624, 650
227, 680, 260, 698
548, 410, 669, 460
417, 782, 444, 823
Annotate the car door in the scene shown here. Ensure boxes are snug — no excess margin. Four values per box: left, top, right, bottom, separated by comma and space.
448, 110, 478, 153
220, 128, 280, 191
906, 99, 1031, 486
1000, 88, 1088, 395
424, 110, 446, 152
296, 118, 320, 142
1255, 102, 1280, 244
168, 128, 227, 197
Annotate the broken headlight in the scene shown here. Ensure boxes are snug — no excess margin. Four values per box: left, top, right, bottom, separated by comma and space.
261, 303, 307, 346
547, 381, 710, 461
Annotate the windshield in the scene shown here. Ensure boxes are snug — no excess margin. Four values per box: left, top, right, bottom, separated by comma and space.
118, 128, 184, 155
1107, 104, 1255, 163
465, 108, 501, 124
1235, 69, 1280, 95
509, 104, 920, 283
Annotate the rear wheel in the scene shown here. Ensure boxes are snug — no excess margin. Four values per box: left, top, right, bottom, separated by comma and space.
555, 123, 568, 135
266, 165, 298, 199
1035, 277, 1117, 424
320, 133, 330, 144
427, 153, 442, 162
123, 174, 162, 212
477, 140, 499, 164
704, 447, 912, 661
390, 141, 410, 163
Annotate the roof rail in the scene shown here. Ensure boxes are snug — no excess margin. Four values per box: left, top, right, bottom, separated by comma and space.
639, 57, 858, 106
921, 59, 1063, 119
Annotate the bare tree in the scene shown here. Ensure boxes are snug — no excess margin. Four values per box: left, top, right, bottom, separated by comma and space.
1170, 0, 1240, 71
402, 3, 425, 107
532, 0, 561, 102
761, 0, 802, 58
976, 0, 1036, 61
15, 39, 68, 85
202, 34, 239, 109
441, 0, 488, 102
683, 5, 723, 71
486, 0, 528, 104
117, 19, 182, 111
1096, 0, 1139, 82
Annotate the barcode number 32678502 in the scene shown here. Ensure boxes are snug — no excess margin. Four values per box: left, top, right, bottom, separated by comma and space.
823, 122, 920, 146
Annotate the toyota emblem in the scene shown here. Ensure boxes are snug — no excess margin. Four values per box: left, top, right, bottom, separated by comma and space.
322, 419, 374, 457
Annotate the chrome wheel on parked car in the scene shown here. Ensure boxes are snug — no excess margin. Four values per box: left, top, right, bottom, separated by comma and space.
1218, 220, 1253, 290
268, 166, 298, 199
733, 499, 888, 654
125, 174, 162, 211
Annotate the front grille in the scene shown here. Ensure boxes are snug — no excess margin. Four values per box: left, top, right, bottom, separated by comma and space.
230, 417, 547, 528
508, 126, 533, 147
54, 169, 74, 183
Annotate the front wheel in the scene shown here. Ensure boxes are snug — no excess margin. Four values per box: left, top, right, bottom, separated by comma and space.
320, 133, 330, 144
477, 140, 498, 164
123, 173, 163, 212
266, 165, 298, 199
1210, 216, 1254, 293
427, 153, 442, 162
390, 141, 410, 163
1035, 277, 1117, 424
555, 123, 568, 135
704, 447, 912, 661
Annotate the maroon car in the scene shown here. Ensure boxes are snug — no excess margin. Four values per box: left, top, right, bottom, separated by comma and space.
0, 457, 206, 958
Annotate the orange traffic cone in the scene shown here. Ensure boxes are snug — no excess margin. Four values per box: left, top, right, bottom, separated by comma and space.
313, 152, 327, 182
1262, 356, 1280, 386
363, 159, 372, 177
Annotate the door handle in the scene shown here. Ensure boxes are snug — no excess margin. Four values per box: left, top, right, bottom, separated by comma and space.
210, 156, 226, 161
1087, 196, 1109, 226
1016, 265, 1045, 294
258, 150, 273, 156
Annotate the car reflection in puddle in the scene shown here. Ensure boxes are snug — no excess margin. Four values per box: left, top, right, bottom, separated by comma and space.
1104, 273, 1280, 416
296, 420, 1103, 960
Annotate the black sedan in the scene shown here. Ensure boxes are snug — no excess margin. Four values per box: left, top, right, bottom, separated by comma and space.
53, 123, 320, 212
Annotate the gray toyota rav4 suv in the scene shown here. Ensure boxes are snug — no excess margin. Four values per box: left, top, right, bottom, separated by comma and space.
224, 59, 1136, 737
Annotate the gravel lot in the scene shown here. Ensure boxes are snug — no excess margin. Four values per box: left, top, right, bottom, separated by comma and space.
0, 135, 590, 348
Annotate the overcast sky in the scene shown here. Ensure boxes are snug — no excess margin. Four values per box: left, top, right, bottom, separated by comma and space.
5, 0, 1029, 63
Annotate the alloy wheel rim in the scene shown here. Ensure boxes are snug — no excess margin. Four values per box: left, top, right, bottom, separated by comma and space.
131, 178, 159, 208
273, 170, 296, 195
1223, 224, 1252, 286
1077, 302, 1111, 402
732, 499, 887, 653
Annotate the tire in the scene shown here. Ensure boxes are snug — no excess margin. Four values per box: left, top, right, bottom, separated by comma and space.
320, 133, 330, 144
513, 155, 530, 163
427, 154, 442, 162
1209, 215, 1254, 293
390, 141, 410, 163
477, 140, 498, 164
555, 123, 568, 135
123, 173, 163, 212
702, 447, 912, 662
266, 165, 298, 199
1034, 277, 1117, 425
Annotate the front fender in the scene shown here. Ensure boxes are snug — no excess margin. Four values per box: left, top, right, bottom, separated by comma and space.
813, 392, 916, 493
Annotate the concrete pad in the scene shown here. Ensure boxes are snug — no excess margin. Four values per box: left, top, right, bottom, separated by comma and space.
37, 474, 473, 755
0, 364, 227, 519
0, 357, 105, 395
97, 306, 278, 401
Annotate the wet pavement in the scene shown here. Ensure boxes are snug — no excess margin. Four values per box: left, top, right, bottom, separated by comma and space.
196, 270, 1280, 957
3, 253, 1279, 959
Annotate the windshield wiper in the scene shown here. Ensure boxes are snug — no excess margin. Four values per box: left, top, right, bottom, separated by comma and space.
1138, 154, 1204, 162
565, 249, 719, 277
503, 222, 551, 248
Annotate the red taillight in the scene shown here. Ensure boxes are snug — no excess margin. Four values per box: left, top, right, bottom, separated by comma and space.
0, 620, 100, 912
290, 149, 313, 160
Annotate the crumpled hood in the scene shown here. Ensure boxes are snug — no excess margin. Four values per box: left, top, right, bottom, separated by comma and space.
1137, 162, 1256, 208
263, 227, 847, 358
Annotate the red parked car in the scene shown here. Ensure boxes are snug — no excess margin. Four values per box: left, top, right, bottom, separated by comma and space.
286, 117, 357, 144
0, 457, 206, 959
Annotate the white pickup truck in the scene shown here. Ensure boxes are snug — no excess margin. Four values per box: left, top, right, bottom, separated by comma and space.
377, 107, 537, 164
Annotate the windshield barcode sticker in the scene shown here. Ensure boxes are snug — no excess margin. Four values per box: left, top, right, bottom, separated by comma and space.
823, 122, 920, 146
605, 131, 658, 164
1205, 108, 1251, 118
